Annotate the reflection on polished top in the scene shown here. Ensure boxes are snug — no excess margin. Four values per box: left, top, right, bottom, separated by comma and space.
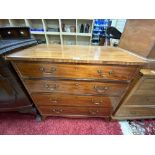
5, 44, 146, 65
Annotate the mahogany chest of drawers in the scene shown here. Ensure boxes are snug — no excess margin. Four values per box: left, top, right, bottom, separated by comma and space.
5, 45, 145, 119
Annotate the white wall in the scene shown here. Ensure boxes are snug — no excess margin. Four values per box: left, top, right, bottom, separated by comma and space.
110, 19, 126, 46
111, 19, 126, 32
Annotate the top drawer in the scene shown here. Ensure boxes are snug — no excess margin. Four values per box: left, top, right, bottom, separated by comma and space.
14, 62, 137, 81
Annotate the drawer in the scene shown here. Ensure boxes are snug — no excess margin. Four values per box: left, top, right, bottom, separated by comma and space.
124, 95, 155, 106
15, 62, 137, 81
38, 105, 111, 117
116, 107, 155, 117
24, 80, 128, 96
31, 93, 120, 108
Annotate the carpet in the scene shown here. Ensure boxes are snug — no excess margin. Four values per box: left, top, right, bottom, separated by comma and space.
127, 119, 155, 135
119, 119, 155, 135
0, 112, 122, 135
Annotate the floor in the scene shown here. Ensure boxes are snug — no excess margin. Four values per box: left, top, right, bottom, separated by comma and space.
0, 112, 154, 135
0, 112, 122, 135
119, 121, 134, 134
120, 120, 155, 135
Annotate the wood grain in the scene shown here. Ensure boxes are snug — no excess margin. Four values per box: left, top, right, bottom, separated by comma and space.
119, 19, 155, 59
114, 69, 155, 119
123, 95, 155, 106
31, 93, 120, 108
15, 61, 137, 81
5, 44, 146, 65
24, 79, 128, 96
38, 105, 111, 117
115, 107, 155, 117
7, 44, 146, 119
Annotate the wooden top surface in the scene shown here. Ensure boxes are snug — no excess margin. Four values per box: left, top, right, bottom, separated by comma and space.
140, 69, 155, 76
5, 44, 146, 65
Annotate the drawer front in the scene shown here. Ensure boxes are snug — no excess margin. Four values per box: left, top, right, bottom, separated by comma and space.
39, 105, 111, 117
124, 95, 155, 106
116, 107, 155, 117
15, 62, 136, 81
31, 93, 120, 108
24, 80, 128, 96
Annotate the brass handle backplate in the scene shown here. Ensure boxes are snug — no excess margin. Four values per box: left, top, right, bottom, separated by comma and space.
97, 70, 113, 77
52, 108, 63, 114
40, 67, 56, 74
91, 98, 103, 105
94, 85, 109, 93
89, 109, 99, 115
75, 82, 80, 86
97, 70, 105, 77
50, 97, 58, 104
109, 70, 113, 75
45, 84, 57, 91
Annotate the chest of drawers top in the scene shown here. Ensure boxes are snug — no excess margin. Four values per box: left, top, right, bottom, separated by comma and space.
5, 44, 146, 65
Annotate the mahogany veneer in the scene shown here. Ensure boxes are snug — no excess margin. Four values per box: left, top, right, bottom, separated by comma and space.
14, 62, 137, 81
6, 44, 146, 119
